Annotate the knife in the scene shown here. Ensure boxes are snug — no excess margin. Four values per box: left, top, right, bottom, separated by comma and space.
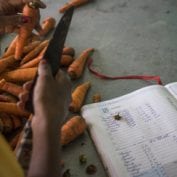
25, 7, 74, 113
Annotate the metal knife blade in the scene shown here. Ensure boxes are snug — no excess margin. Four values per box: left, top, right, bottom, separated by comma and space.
25, 7, 74, 113
43, 7, 74, 75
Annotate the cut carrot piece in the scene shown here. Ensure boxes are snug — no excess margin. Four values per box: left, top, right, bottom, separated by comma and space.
39, 17, 56, 36
69, 81, 91, 113
60, 116, 87, 145
20, 40, 49, 65
1, 67, 37, 83
67, 48, 94, 79
0, 102, 30, 117
0, 79, 23, 97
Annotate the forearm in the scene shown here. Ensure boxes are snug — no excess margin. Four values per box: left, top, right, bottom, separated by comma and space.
27, 118, 61, 177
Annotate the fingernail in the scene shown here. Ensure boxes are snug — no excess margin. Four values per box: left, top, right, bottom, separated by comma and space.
41, 60, 47, 65
21, 16, 31, 23
40, 60, 48, 69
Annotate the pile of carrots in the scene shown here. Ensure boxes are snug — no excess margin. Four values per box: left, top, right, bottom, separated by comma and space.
0, 3, 99, 173
0, 21, 95, 150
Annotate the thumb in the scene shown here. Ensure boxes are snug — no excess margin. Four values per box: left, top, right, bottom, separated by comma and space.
38, 60, 53, 78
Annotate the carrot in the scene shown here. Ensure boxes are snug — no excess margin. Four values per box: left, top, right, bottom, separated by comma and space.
30, 32, 41, 42
0, 113, 13, 133
20, 40, 74, 68
0, 79, 23, 97
0, 55, 17, 74
39, 17, 56, 36
0, 93, 18, 103
67, 48, 94, 79
69, 81, 91, 113
92, 93, 101, 103
20, 56, 41, 69
62, 47, 75, 57
0, 113, 23, 134
2, 35, 18, 57
20, 40, 49, 65
15, 3, 41, 60
0, 67, 37, 83
10, 115, 24, 130
23, 40, 41, 54
0, 102, 30, 117
20, 46, 47, 69
60, 55, 74, 67
59, 0, 90, 13
60, 115, 87, 145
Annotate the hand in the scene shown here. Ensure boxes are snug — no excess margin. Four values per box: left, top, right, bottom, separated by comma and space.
0, 0, 46, 34
18, 60, 71, 128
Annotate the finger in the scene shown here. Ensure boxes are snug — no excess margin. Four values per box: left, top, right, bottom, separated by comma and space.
17, 101, 25, 110
23, 81, 33, 91
37, 1, 47, 9
19, 91, 29, 102
34, 0, 47, 9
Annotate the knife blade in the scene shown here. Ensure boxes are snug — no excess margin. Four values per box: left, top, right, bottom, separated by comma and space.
25, 7, 74, 113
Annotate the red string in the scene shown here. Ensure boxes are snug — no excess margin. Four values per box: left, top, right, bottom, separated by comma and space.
87, 58, 163, 85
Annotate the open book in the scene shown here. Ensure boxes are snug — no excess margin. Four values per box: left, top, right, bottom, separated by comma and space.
81, 82, 177, 177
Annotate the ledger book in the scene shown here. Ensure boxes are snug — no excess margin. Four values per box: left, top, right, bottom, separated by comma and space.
81, 82, 177, 177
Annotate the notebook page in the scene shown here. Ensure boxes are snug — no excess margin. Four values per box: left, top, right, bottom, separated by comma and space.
81, 85, 177, 177
165, 82, 177, 99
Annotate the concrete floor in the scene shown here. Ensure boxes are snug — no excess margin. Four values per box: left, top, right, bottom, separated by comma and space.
1, 0, 177, 176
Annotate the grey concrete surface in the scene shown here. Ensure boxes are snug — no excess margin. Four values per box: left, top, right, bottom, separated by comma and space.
1, 0, 177, 176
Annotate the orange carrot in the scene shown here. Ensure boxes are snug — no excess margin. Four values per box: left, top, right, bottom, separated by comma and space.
62, 47, 75, 57
0, 55, 17, 74
0, 93, 18, 103
20, 46, 47, 69
2, 35, 18, 57
0, 113, 13, 133
0, 79, 23, 97
69, 81, 91, 113
15, 3, 41, 60
0, 67, 37, 83
60, 55, 74, 67
23, 40, 41, 54
30, 32, 41, 42
10, 115, 24, 130
0, 102, 29, 117
0, 113, 23, 134
60, 116, 87, 145
59, 0, 90, 13
67, 48, 94, 79
92, 93, 101, 103
20, 40, 49, 65
39, 17, 56, 36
